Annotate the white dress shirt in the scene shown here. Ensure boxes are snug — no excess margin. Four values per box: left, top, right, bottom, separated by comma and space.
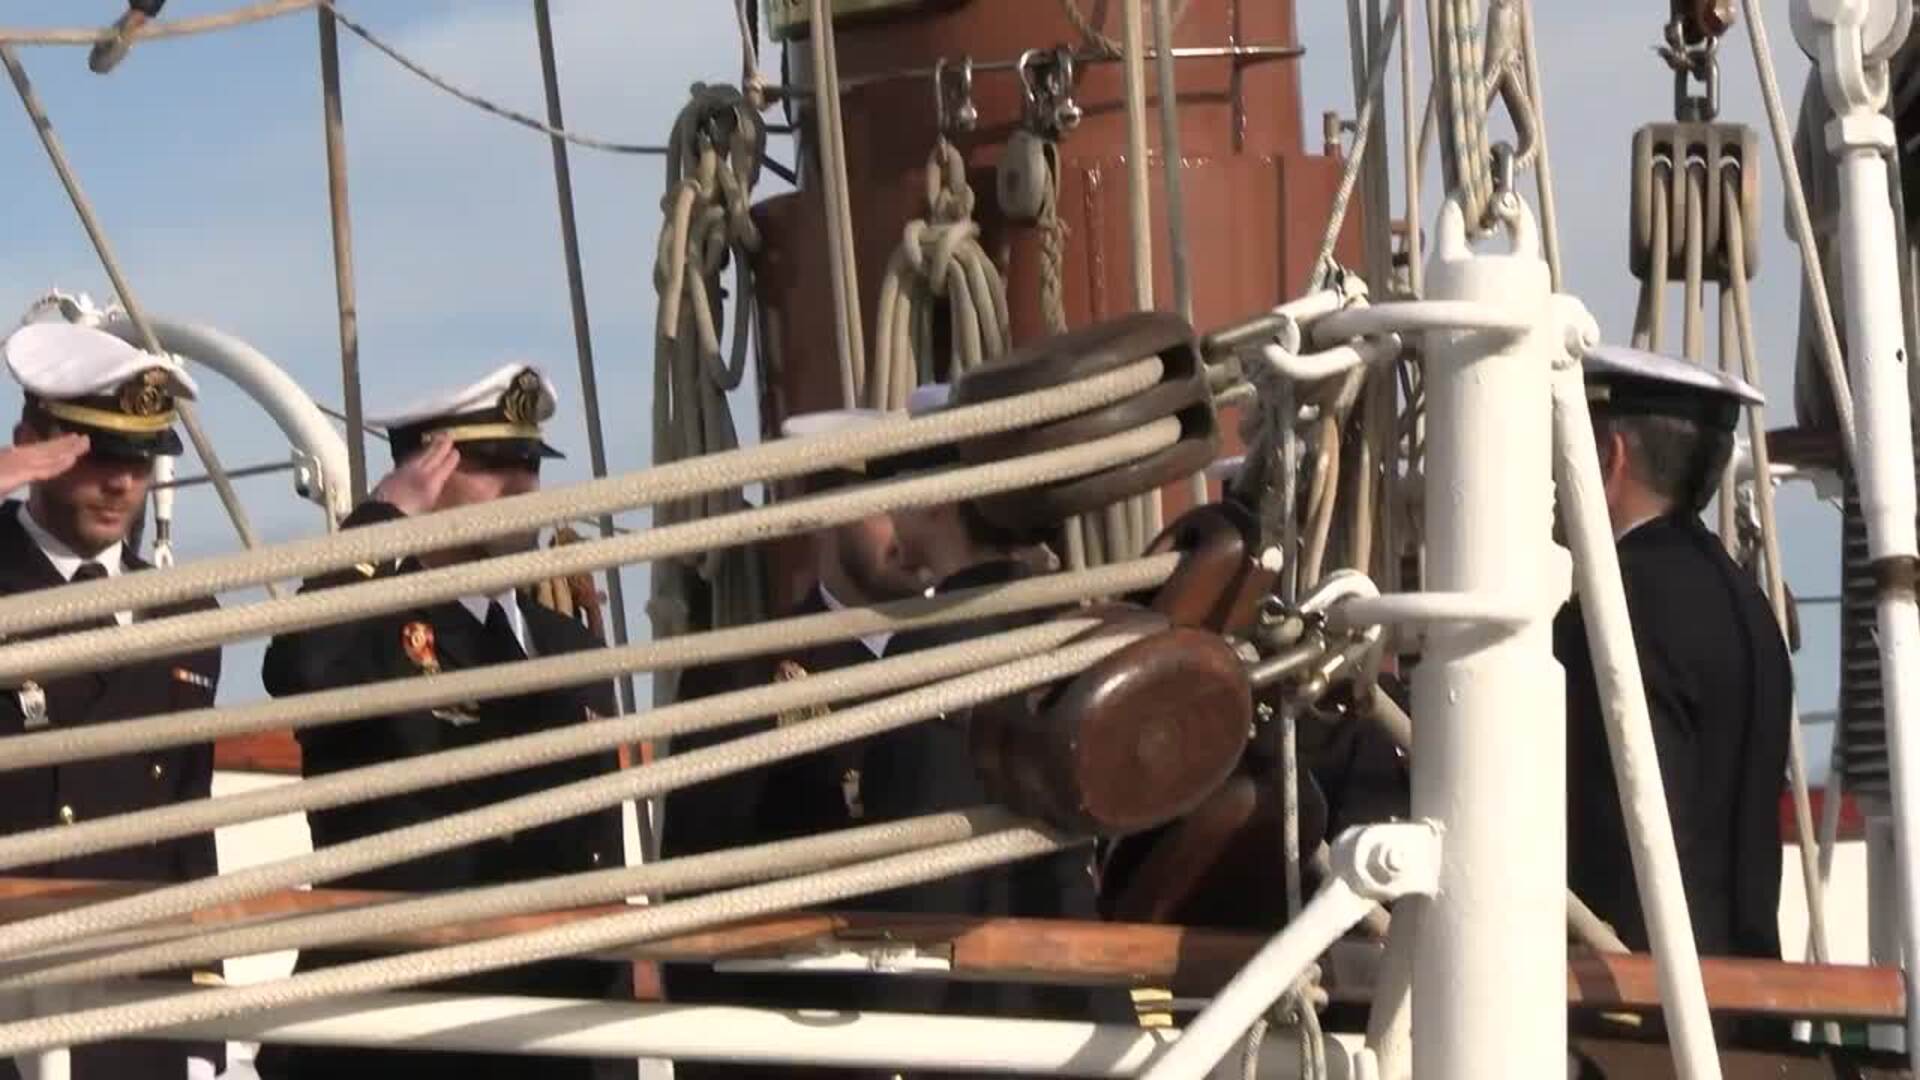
18, 505, 131, 626
458, 592, 535, 658
819, 582, 890, 658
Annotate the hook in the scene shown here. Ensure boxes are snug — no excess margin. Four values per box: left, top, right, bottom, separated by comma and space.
934, 56, 977, 136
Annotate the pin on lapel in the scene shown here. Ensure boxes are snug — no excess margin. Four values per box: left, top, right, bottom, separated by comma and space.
17, 681, 46, 730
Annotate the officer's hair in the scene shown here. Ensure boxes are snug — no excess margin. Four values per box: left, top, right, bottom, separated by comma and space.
1593, 410, 1733, 512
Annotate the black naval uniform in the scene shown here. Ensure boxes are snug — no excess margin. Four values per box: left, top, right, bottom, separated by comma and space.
1557, 511, 1792, 960
856, 559, 1132, 1076
660, 584, 881, 1080
0, 500, 223, 1080
256, 500, 628, 1080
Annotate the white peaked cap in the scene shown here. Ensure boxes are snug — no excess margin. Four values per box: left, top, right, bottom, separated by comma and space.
2, 322, 198, 400
1583, 343, 1764, 407
368, 363, 560, 429
779, 407, 890, 439
907, 382, 952, 417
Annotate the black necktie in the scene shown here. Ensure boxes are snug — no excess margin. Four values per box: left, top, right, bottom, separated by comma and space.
483, 599, 526, 663
70, 562, 107, 584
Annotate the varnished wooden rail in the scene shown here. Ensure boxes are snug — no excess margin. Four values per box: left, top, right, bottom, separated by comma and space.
0, 876, 1899, 1022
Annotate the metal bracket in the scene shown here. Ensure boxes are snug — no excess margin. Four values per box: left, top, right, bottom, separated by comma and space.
1330, 821, 1444, 903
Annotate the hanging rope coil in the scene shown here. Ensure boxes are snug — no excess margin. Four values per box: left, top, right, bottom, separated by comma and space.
651, 84, 768, 669
871, 140, 1012, 408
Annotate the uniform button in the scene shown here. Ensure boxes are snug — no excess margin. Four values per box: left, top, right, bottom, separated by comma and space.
150, 762, 165, 779
590, 851, 603, 866
57, 805, 75, 825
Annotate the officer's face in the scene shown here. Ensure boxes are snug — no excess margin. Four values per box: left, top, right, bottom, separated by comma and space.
830, 514, 925, 603
438, 457, 542, 556
15, 423, 151, 555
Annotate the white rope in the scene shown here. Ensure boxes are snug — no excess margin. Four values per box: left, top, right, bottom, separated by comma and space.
1513, 0, 1561, 288
870, 140, 1011, 407
0, 620, 1099, 870
0, 413, 1178, 681
0, 807, 1024, 990
0, 556, 1177, 770
0, 636, 1135, 965
0, 358, 1163, 636
0, 828, 1078, 1058
808, 0, 866, 407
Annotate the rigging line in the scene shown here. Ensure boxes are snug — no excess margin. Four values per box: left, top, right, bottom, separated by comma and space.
1736, 0, 1858, 462
0, 0, 313, 46
312, 0, 669, 156
0, 44, 276, 595
317, 6, 367, 505
533, 0, 639, 725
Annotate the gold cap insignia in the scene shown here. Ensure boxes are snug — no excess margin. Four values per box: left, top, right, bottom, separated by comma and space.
501, 370, 545, 425
118, 369, 172, 418
773, 659, 830, 727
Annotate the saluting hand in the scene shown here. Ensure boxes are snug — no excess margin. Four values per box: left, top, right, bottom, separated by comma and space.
370, 435, 460, 516
0, 434, 89, 499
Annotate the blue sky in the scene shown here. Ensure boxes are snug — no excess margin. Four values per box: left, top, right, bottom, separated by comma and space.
0, 3, 1844, 770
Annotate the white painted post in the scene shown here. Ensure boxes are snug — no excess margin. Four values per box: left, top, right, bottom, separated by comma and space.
1413, 197, 1566, 1080
1793, 0, 1920, 1057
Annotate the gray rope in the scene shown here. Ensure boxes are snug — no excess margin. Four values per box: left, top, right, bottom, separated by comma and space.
0, 636, 1135, 963
0, 412, 1177, 682
0, 806, 1023, 990
0, 1, 313, 45
0, 828, 1077, 1058
0, 555, 1176, 771
0, 620, 1098, 869
310, 1, 668, 155
0, 358, 1162, 637
1308, 0, 1406, 292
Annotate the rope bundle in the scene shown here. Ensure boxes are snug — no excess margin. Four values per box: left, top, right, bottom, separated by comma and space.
651, 84, 769, 676
870, 140, 1012, 409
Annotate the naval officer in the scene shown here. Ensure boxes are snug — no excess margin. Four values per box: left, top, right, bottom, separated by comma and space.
0, 322, 223, 1080
258, 365, 628, 1080
1558, 345, 1792, 961
660, 407, 923, 1080
855, 384, 1131, 1057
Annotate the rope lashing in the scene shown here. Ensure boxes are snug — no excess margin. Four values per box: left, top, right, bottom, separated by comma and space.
1238, 963, 1330, 1080
871, 140, 1012, 409
1432, 0, 1494, 232
652, 83, 768, 666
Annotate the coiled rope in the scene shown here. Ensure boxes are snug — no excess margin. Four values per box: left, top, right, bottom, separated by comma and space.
651, 84, 770, 707
870, 140, 1012, 408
